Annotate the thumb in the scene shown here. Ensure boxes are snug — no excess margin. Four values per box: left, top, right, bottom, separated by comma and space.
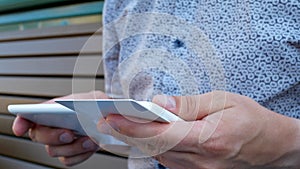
12, 116, 34, 136
152, 95, 202, 121
152, 91, 230, 121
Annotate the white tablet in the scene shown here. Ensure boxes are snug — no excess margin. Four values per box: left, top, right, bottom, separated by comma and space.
8, 103, 87, 135
8, 99, 182, 135
56, 99, 182, 123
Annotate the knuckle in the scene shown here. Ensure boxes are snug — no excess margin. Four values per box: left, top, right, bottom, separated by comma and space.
229, 94, 243, 105
224, 91, 252, 107
28, 128, 37, 142
45, 145, 56, 157
154, 154, 166, 166
156, 137, 171, 153
197, 162, 226, 169
59, 157, 73, 167
187, 96, 200, 119
211, 90, 227, 102
180, 95, 200, 120
201, 139, 231, 156
139, 133, 175, 156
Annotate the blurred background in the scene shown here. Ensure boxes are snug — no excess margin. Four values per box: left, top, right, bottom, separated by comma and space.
0, 0, 102, 32
0, 0, 127, 168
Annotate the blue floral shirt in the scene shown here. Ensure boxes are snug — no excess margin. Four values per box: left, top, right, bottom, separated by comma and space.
102, 0, 300, 168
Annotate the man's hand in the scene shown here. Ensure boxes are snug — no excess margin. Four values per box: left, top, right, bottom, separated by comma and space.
98, 91, 300, 169
13, 91, 108, 166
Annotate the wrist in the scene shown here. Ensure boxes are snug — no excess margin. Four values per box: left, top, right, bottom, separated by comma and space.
287, 118, 300, 167
252, 108, 300, 169
272, 115, 300, 168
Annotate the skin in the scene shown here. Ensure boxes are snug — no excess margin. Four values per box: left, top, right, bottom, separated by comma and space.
98, 91, 300, 169
12, 90, 300, 168
12, 91, 108, 166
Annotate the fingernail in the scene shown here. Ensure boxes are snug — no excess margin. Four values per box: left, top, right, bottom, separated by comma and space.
82, 139, 95, 149
59, 133, 73, 143
166, 96, 176, 110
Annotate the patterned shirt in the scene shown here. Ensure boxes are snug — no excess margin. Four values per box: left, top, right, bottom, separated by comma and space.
102, 0, 300, 168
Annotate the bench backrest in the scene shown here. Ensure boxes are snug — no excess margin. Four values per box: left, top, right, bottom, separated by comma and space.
0, 23, 127, 169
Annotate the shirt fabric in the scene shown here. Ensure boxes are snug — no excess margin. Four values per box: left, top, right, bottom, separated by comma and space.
102, 0, 300, 168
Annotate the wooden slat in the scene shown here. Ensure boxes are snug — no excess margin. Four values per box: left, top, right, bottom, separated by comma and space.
0, 23, 101, 42
0, 77, 105, 97
0, 135, 128, 169
0, 1, 103, 25
0, 115, 14, 135
0, 155, 52, 169
0, 95, 45, 115
0, 0, 73, 13
0, 56, 104, 76
0, 35, 102, 57
0, 9, 128, 169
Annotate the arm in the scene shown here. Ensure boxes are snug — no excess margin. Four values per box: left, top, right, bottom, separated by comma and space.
98, 91, 300, 169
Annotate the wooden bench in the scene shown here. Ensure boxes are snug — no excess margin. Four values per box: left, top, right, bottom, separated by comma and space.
0, 23, 127, 169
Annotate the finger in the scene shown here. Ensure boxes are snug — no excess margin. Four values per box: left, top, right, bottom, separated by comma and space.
45, 137, 98, 157
98, 115, 177, 155
98, 115, 170, 138
12, 116, 34, 136
29, 125, 76, 145
98, 114, 205, 155
99, 112, 227, 155
58, 151, 95, 167
152, 91, 235, 120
